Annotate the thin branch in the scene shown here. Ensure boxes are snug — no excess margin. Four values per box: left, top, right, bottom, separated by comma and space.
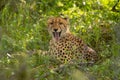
111, 0, 120, 12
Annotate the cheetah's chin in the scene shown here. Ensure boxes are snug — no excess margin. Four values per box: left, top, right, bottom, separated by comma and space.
53, 32, 61, 40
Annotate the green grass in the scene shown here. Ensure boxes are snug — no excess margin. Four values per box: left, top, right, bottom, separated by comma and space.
0, 0, 120, 80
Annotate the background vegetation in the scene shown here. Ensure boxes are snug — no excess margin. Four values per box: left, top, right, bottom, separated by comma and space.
0, 0, 120, 80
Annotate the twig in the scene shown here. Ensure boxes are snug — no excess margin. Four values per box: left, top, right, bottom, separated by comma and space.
111, 0, 120, 12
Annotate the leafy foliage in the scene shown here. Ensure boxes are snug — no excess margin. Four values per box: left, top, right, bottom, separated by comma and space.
0, 0, 120, 80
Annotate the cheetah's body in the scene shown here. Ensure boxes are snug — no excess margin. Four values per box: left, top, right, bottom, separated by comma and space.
47, 17, 98, 64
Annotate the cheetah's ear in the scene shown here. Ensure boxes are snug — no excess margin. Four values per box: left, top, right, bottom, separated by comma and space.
60, 13, 69, 21
63, 17, 69, 22
47, 17, 54, 21
47, 17, 54, 24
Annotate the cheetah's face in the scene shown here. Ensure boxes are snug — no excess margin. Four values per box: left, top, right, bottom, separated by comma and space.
47, 17, 69, 41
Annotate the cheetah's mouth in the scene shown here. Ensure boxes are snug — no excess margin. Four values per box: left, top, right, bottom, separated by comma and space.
53, 32, 61, 41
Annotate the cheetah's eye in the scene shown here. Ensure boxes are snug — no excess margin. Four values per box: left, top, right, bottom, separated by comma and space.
50, 22, 53, 25
59, 22, 63, 25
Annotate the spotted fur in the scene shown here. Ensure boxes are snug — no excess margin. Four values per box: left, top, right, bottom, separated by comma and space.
47, 17, 98, 64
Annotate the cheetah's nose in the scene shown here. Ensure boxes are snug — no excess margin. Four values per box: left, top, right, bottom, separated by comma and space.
54, 29, 58, 32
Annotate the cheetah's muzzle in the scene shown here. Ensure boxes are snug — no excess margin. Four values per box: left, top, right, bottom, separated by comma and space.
53, 31, 61, 41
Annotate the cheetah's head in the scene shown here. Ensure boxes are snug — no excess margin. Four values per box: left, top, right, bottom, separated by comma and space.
47, 17, 70, 41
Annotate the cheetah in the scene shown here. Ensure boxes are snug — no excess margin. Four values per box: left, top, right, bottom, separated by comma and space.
47, 17, 98, 64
